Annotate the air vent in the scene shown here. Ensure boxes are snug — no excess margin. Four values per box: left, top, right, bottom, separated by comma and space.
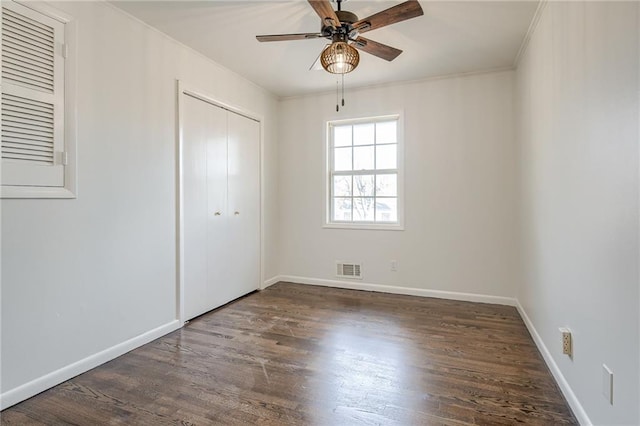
2, 6, 56, 94
1, 93, 55, 164
336, 262, 362, 279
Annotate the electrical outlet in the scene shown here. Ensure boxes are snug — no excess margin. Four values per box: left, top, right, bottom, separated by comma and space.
602, 364, 613, 404
390, 260, 397, 272
559, 327, 572, 357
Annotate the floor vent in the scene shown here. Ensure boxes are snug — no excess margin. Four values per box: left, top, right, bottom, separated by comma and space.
336, 262, 362, 279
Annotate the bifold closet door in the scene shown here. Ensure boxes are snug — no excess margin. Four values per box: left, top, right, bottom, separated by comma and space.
183, 94, 228, 321
224, 112, 260, 304
182, 93, 260, 322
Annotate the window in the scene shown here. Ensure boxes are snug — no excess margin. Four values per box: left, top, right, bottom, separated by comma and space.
327, 115, 402, 229
1, 1, 76, 198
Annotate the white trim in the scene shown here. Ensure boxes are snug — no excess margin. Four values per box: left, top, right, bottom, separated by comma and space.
0, 186, 75, 199
13, 0, 72, 23
259, 111, 266, 297
1, 1, 78, 199
272, 275, 590, 423
323, 223, 404, 231
181, 88, 262, 123
103, 2, 276, 100
280, 66, 515, 102
176, 80, 186, 324
262, 275, 281, 289
516, 302, 591, 425
0, 320, 181, 410
63, 15, 78, 198
513, 0, 548, 68
278, 275, 517, 306
108, 0, 512, 102
176, 80, 264, 324
325, 114, 405, 229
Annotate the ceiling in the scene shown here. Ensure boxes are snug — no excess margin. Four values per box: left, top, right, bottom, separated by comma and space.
111, 1, 539, 98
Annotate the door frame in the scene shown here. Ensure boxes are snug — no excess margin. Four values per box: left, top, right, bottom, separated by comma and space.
176, 80, 265, 324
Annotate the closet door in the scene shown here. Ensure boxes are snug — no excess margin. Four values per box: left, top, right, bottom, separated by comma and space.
182, 92, 260, 321
183, 94, 227, 320
226, 112, 260, 303
204, 102, 231, 310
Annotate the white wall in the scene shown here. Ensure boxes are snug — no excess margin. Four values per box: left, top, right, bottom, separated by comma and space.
0, 1, 279, 407
278, 71, 519, 300
516, 2, 639, 425
3, 1, 638, 423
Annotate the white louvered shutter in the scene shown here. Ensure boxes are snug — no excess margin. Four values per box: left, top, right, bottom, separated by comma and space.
1, 1, 65, 187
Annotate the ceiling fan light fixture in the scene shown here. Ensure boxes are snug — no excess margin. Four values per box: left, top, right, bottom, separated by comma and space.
320, 41, 359, 74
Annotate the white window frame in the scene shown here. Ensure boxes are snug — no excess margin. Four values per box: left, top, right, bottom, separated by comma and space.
324, 114, 404, 231
1, 1, 77, 199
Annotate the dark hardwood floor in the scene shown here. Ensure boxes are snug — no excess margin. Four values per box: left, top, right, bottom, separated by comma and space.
2, 282, 576, 425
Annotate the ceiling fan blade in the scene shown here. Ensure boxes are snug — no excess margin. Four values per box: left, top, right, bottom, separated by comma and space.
256, 33, 324, 42
309, 44, 330, 71
352, 37, 402, 61
352, 0, 423, 34
307, 0, 340, 28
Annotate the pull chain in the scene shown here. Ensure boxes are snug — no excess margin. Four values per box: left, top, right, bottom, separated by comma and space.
336, 75, 347, 112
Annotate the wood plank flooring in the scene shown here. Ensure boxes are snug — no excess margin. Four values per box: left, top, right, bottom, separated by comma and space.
1, 282, 577, 425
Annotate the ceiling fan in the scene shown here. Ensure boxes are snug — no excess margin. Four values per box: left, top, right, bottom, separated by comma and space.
256, 0, 424, 74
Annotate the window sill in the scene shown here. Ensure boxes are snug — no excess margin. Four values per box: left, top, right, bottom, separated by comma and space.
323, 223, 404, 231
1, 186, 76, 199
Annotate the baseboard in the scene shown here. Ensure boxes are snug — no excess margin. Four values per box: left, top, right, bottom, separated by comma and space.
516, 302, 591, 425
262, 275, 282, 290
0, 320, 181, 410
278, 275, 517, 306
275, 276, 590, 423
0, 283, 589, 424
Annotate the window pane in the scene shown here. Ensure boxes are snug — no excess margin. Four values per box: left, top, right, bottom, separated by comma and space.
334, 125, 352, 147
328, 117, 401, 226
353, 175, 374, 196
333, 175, 352, 196
376, 144, 397, 170
353, 123, 374, 146
353, 146, 374, 170
375, 198, 397, 222
376, 174, 397, 196
334, 147, 352, 171
352, 198, 375, 221
333, 197, 352, 221
376, 121, 397, 144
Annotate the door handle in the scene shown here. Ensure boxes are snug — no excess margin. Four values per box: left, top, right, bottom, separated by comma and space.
234, 211, 240, 216
214, 211, 221, 216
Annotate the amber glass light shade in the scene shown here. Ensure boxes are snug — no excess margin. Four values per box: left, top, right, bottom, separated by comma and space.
320, 41, 360, 74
